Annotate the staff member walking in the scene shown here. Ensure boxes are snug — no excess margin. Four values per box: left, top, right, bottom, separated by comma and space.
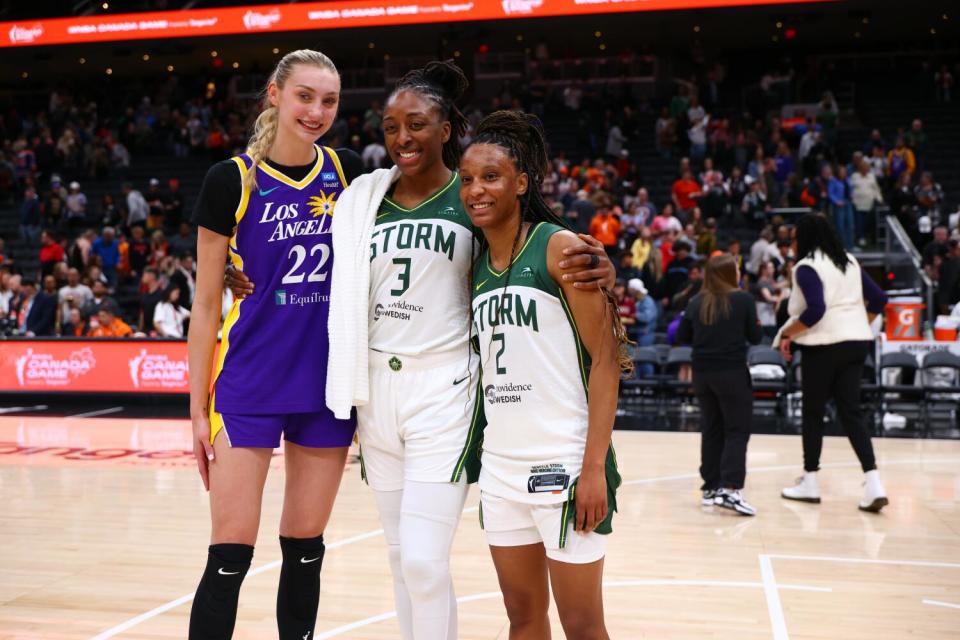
775, 214, 889, 512
678, 254, 762, 516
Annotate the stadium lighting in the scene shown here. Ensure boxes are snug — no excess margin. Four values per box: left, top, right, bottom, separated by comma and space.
105, 68, 112, 75
272, 47, 280, 54
232, 62, 239, 69
78, 57, 86, 64
21, 71, 28, 78
167, 65, 174, 72
368, 42, 375, 49
142, 54, 150, 61
102, 2, 109, 8
210, 50, 218, 57
594, 30, 602, 38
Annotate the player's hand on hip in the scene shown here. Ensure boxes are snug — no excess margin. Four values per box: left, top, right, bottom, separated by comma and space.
191, 410, 215, 491
558, 234, 616, 290
225, 264, 254, 299
575, 468, 608, 533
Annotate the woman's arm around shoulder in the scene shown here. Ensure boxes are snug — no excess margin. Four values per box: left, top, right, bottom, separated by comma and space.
547, 230, 621, 533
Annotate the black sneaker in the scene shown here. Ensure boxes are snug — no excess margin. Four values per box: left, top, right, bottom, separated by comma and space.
701, 489, 718, 506
715, 489, 757, 516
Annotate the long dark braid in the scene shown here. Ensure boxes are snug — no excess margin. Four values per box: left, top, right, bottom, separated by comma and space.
467, 110, 634, 377
391, 60, 469, 170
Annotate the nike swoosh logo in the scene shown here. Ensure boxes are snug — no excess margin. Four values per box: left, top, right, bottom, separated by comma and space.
300, 556, 320, 564
258, 186, 280, 196
475, 279, 489, 291
453, 376, 470, 386
218, 568, 240, 575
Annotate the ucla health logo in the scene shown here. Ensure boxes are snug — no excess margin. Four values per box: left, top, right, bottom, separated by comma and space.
321, 172, 337, 181
275, 290, 287, 305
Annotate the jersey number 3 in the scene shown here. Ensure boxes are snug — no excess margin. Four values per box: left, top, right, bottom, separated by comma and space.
282, 243, 331, 284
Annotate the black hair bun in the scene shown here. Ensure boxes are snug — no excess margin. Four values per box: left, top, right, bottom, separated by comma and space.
422, 60, 468, 103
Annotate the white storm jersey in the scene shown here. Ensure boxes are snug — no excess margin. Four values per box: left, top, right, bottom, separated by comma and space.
368, 172, 477, 357
471, 222, 590, 505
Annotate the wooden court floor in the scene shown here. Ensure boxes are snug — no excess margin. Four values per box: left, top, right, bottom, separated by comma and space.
0, 416, 958, 639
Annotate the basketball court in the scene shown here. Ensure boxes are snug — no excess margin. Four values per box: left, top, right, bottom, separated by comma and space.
1, 416, 957, 639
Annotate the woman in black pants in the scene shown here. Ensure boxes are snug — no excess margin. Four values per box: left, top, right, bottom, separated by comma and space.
678, 254, 762, 516
775, 214, 889, 512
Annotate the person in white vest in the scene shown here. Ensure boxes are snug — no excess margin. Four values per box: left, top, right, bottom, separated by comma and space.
774, 214, 889, 512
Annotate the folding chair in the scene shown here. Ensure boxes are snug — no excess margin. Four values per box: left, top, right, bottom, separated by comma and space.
878, 351, 923, 433
920, 350, 960, 436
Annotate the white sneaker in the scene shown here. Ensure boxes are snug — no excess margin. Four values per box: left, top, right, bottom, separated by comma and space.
781, 472, 821, 503
701, 489, 718, 506
715, 489, 757, 516
858, 470, 889, 513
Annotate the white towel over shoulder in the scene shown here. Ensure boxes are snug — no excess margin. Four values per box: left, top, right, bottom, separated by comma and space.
326, 167, 400, 419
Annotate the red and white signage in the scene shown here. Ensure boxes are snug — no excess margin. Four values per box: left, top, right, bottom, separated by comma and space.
1, 0, 829, 48
1, 340, 194, 394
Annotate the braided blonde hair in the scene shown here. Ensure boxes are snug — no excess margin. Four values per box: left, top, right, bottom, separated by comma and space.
243, 49, 339, 191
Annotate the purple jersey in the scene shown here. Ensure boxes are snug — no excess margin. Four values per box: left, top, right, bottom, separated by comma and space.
213, 145, 347, 414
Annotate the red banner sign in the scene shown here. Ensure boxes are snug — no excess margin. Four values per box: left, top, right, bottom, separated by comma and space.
2, 0, 828, 48
0, 340, 193, 394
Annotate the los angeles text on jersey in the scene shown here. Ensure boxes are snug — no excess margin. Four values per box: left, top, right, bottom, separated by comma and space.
484, 381, 533, 404
258, 196, 335, 243
369, 221, 457, 261
473, 293, 539, 333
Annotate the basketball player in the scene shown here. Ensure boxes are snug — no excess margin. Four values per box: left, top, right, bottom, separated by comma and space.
227, 61, 613, 639
187, 50, 362, 640
462, 111, 631, 639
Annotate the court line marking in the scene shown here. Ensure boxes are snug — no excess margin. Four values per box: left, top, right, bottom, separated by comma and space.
923, 599, 960, 610
759, 555, 789, 640
88, 456, 960, 639
766, 554, 960, 569
316, 580, 832, 639
0, 405, 48, 415
67, 406, 124, 419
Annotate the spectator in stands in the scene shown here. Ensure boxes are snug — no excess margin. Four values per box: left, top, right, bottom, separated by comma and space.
827, 165, 854, 250
100, 193, 122, 228
112, 140, 131, 177
153, 285, 191, 338
862, 129, 885, 155
904, 119, 928, 169
799, 121, 818, 162
123, 182, 149, 231
127, 225, 150, 279
165, 179, 184, 230
629, 278, 658, 347
746, 226, 778, 277
890, 171, 918, 237
20, 186, 41, 246
613, 279, 636, 333
39, 230, 65, 278
58, 268, 93, 327
65, 181, 87, 234
0, 273, 13, 317
755, 260, 780, 336
660, 240, 694, 308
589, 205, 622, 258
773, 141, 795, 188
671, 262, 704, 311
914, 171, 944, 221
632, 188, 657, 226
21, 277, 57, 336
167, 252, 195, 309
922, 225, 949, 268
672, 169, 702, 221
167, 222, 197, 264
741, 175, 769, 227
61, 307, 85, 337
937, 239, 960, 312
146, 178, 167, 230
605, 121, 627, 160
655, 107, 677, 158
139, 268, 164, 334
92, 227, 120, 288
697, 218, 718, 256
867, 145, 886, 183
616, 251, 643, 283
677, 254, 760, 515
150, 230, 170, 267
80, 280, 111, 322
650, 203, 682, 237
688, 114, 710, 163
886, 137, 916, 182
568, 189, 595, 235
850, 159, 883, 246
776, 214, 888, 513
88, 301, 133, 338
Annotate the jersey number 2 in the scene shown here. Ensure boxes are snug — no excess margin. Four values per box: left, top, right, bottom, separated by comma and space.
492, 333, 507, 374
282, 243, 330, 284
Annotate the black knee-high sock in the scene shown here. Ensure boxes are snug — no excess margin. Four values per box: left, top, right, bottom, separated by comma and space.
277, 534, 325, 640
189, 543, 254, 640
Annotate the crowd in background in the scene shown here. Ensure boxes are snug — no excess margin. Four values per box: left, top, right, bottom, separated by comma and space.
0, 55, 957, 340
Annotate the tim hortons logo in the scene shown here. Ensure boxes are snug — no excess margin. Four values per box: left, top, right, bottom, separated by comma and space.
242, 9, 281, 30
9, 24, 43, 44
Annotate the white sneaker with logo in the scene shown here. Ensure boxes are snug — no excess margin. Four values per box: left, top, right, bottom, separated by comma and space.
782, 471, 821, 503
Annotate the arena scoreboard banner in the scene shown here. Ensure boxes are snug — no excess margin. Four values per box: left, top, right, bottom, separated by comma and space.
3, 0, 829, 48
1, 339, 194, 394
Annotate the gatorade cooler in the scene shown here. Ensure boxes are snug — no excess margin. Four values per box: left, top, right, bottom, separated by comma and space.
885, 297, 924, 341
934, 315, 960, 341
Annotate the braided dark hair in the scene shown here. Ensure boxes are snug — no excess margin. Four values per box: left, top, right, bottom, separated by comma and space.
465, 110, 634, 377
391, 60, 469, 170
